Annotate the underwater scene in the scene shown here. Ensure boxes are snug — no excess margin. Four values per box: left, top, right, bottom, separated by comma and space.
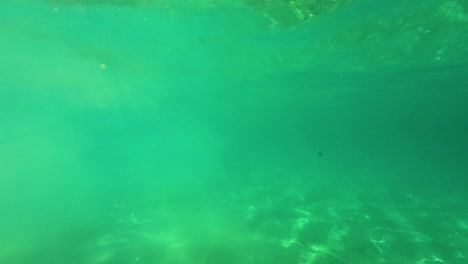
1, 0, 467, 263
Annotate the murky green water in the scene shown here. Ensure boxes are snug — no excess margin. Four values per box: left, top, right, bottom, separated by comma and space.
1, 0, 467, 263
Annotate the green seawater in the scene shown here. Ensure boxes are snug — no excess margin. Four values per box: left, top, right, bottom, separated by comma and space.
1, 0, 467, 263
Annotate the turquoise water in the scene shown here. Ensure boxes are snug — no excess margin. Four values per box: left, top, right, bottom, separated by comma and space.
1, 0, 467, 263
